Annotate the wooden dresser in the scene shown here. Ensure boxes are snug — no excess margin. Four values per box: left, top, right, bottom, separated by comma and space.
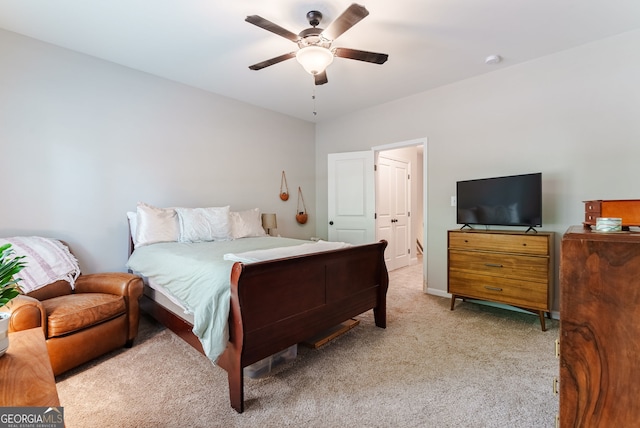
559, 226, 640, 427
447, 229, 554, 330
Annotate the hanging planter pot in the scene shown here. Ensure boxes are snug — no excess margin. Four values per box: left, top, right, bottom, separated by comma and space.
280, 171, 290, 201
296, 186, 308, 224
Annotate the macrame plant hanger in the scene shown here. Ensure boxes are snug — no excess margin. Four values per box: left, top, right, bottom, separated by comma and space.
296, 186, 308, 224
280, 171, 289, 201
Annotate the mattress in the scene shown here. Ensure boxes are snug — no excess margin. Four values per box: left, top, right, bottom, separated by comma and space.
142, 278, 194, 325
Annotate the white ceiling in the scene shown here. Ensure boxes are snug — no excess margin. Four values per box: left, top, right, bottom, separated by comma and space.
1, 1, 640, 122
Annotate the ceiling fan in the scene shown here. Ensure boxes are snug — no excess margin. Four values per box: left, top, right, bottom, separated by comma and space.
246, 3, 389, 85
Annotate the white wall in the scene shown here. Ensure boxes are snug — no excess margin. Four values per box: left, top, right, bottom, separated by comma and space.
0, 29, 316, 273
315, 29, 640, 312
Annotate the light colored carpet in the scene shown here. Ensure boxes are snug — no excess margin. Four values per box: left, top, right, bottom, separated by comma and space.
56, 262, 559, 427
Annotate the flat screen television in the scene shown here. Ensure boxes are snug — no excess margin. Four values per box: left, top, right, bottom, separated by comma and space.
456, 172, 542, 229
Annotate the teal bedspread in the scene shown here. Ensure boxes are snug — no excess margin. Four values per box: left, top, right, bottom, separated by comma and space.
126, 237, 307, 363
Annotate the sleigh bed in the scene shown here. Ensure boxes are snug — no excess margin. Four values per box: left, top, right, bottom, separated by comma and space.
126, 205, 388, 413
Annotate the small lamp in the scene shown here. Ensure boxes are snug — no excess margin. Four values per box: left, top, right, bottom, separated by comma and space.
261, 213, 277, 236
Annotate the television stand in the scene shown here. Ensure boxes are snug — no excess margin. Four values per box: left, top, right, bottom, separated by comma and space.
524, 226, 538, 234
447, 229, 554, 330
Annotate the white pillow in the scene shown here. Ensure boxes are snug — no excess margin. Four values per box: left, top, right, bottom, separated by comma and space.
230, 208, 268, 239
135, 202, 180, 247
175, 206, 231, 242
127, 211, 138, 246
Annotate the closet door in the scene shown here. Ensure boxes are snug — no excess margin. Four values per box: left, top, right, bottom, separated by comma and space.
376, 155, 410, 271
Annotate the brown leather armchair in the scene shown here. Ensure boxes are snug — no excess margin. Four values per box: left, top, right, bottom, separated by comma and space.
3, 272, 143, 376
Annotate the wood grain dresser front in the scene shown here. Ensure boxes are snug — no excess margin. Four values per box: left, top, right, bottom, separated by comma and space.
447, 229, 554, 330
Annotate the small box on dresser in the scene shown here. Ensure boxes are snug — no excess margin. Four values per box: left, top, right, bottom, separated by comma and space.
447, 229, 554, 331
583, 199, 640, 228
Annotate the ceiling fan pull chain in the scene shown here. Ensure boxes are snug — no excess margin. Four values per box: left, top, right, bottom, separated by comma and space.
312, 87, 317, 116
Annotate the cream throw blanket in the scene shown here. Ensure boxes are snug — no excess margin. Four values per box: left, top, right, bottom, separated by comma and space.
223, 240, 352, 263
0, 236, 80, 293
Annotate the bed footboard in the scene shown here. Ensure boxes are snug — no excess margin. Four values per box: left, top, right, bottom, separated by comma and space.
216, 240, 388, 413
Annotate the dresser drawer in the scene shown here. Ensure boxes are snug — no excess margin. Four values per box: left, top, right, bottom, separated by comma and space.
449, 250, 549, 283
448, 271, 548, 310
448, 232, 549, 255
584, 200, 601, 214
584, 212, 600, 224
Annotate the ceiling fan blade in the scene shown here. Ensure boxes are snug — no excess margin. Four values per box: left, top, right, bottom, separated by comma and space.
249, 52, 296, 70
314, 71, 328, 85
322, 3, 369, 41
245, 15, 300, 42
334, 47, 388, 64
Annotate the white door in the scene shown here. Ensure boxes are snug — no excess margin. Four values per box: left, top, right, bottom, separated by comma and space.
327, 151, 375, 244
376, 155, 410, 271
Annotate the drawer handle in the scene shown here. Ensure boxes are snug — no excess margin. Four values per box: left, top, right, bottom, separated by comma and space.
484, 286, 503, 292
484, 263, 503, 268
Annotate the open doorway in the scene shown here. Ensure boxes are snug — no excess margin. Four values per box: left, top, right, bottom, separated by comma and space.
327, 137, 427, 292
373, 138, 426, 292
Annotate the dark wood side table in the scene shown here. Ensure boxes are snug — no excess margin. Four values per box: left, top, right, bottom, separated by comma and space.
559, 225, 640, 427
0, 327, 60, 406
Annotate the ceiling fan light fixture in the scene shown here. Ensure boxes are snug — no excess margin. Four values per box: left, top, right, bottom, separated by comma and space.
296, 46, 334, 75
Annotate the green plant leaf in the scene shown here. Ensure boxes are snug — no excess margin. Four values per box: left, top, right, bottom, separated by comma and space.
0, 243, 27, 308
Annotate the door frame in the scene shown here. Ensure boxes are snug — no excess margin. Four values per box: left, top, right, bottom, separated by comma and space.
372, 137, 428, 292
